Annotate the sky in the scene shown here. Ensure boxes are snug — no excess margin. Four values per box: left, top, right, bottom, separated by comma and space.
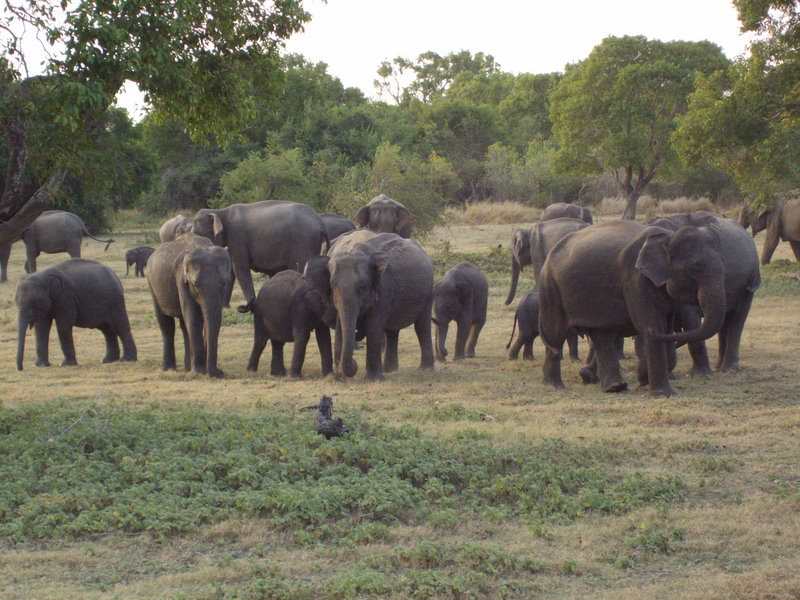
117, 0, 752, 116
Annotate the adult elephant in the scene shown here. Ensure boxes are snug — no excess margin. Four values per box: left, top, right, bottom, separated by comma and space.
22, 210, 114, 273
146, 233, 234, 378
540, 202, 593, 224
739, 198, 800, 265
354, 194, 415, 238
159, 214, 194, 242
16, 258, 137, 370
0, 241, 11, 283
539, 218, 760, 397
325, 230, 434, 380
505, 217, 590, 305
192, 200, 327, 313
319, 212, 356, 242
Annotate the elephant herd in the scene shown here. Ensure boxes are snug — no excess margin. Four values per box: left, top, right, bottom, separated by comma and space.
8, 196, 772, 398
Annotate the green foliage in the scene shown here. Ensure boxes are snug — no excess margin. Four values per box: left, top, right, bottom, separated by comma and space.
216, 148, 314, 208
613, 522, 686, 568
756, 260, 800, 296
0, 403, 685, 542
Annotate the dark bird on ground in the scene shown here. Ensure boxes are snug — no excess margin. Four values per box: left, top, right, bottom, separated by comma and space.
301, 395, 348, 439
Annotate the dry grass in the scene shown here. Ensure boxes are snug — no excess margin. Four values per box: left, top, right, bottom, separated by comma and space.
0, 220, 799, 599
444, 201, 542, 225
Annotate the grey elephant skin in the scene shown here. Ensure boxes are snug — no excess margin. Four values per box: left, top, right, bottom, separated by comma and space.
247, 269, 333, 377
506, 217, 589, 360
432, 262, 488, 361
354, 194, 415, 238
125, 246, 155, 277
146, 234, 234, 378
319, 213, 356, 242
324, 230, 434, 380
739, 198, 800, 264
22, 210, 114, 273
193, 200, 327, 313
159, 214, 194, 242
507, 289, 540, 360
0, 241, 10, 283
540, 202, 593, 224
538, 218, 760, 397
16, 258, 137, 370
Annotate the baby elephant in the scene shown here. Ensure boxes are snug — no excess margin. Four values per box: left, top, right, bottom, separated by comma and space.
432, 262, 488, 361
16, 258, 137, 370
125, 246, 155, 277
247, 269, 333, 377
507, 289, 540, 360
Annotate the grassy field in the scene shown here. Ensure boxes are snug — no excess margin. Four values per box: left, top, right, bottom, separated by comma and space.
0, 213, 799, 599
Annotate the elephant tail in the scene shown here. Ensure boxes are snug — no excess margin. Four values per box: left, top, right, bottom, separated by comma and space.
320, 230, 330, 255
506, 313, 518, 350
537, 274, 567, 359
82, 226, 114, 251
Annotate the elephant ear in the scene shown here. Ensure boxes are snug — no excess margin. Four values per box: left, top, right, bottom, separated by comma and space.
396, 209, 415, 238
512, 229, 530, 258
211, 213, 225, 238
304, 288, 325, 317
635, 229, 672, 287
354, 205, 370, 228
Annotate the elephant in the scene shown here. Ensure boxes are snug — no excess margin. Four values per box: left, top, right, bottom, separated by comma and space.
540, 202, 593, 224
324, 229, 434, 380
146, 233, 234, 378
506, 289, 539, 361
538, 218, 760, 397
247, 269, 333, 377
0, 241, 11, 283
192, 200, 327, 313
16, 258, 137, 370
125, 246, 155, 277
354, 194, 415, 238
739, 198, 800, 264
432, 262, 488, 361
319, 212, 356, 242
159, 214, 194, 242
22, 210, 114, 273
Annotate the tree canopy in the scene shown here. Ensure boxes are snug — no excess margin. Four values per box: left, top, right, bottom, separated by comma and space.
549, 36, 730, 219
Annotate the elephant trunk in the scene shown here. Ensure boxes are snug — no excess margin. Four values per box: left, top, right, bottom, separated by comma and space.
333, 288, 358, 377
658, 277, 727, 344
17, 311, 30, 371
202, 299, 224, 377
434, 319, 449, 361
505, 256, 521, 305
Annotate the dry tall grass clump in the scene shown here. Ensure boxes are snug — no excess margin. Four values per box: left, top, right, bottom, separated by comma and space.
596, 195, 717, 219
444, 201, 541, 225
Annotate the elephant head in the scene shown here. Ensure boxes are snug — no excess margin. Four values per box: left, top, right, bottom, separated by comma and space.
432, 279, 472, 361
354, 194, 415, 238
193, 209, 227, 247
303, 256, 337, 328
636, 225, 727, 344
15, 272, 63, 370
328, 248, 389, 377
505, 227, 532, 305
739, 203, 770, 236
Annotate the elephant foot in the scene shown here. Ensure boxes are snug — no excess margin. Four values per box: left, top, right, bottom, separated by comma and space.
60, 359, 78, 367
601, 380, 628, 393
689, 366, 712, 377
102, 356, 120, 364
523, 354, 534, 361
237, 299, 255, 313
579, 367, 598, 384
35, 359, 51, 367
648, 385, 675, 398
289, 370, 303, 378
718, 362, 741, 373
271, 368, 287, 377
544, 379, 566, 390
436, 355, 447, 363
121, 354, 137, 362
208, 367, 225, 378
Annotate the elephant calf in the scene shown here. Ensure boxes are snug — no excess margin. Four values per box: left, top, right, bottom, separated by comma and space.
125, 246, 155, 277
146, 234, 233, 378
16, 258, 137, 370
432, 262, 488, 361
247, 269, 333, 377
507, 290, 540, 360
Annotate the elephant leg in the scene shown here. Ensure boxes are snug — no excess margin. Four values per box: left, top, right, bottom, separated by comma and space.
542, 344, 565, 389
579, 344, 599, 384
465, 320, 484, 358
100, 325, 121, 363
642, 333, 674, 397
414, 311, 435, 371
717, 294, 754, 372
289, 326, 311, 377
34, 319, 52, 367
364, 323, 385, 381
507, 335, 524, 360
179, 290, 205, 374
791, 241, 800, 262
589, 330, 627, 393
270, 340, 287, 376
155, 310, 177, 371
247, 319, 268, 372
314, 325, 333, 376
178, 317, 191, 372
384, 330, 400, 372
55, 317, 78, 366
452, 317, 470, 360
25, 251, 36, 273
566, 329, 580, 361
761, 231, 779, 265
523, 335, 535, 360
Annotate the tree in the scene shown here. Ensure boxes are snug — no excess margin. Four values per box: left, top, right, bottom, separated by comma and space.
0, 0, 310, 245
675, 1, 800, 211
549, 36, 730, 219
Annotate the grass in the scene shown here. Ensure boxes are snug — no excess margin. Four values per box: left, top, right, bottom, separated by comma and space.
0, 212, 798, 599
